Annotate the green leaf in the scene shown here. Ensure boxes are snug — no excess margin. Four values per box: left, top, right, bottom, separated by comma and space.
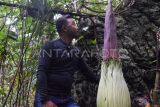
78, 36, 85, 40
89, 39, 97, 45
0, 31, 6, 40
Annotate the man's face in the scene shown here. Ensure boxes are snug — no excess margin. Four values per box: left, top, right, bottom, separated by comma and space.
64, 18, 78, 38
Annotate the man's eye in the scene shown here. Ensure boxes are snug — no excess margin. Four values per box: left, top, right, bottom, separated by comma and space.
72, 23, 75, 25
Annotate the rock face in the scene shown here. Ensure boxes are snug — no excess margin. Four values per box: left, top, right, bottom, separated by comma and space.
72, 0, 160, 107
118, 0, 159, 90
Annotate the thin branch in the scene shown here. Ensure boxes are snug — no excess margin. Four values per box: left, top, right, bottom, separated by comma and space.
0, 1, 35, 9
82, 4, 105, 14
84, 1, 108, 5
0, 1, 102, 18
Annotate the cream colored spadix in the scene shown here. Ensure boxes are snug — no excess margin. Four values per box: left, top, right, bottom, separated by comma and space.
97, 60, 131, 107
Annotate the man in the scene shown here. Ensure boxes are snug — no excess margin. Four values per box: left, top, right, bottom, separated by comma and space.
34, 15, 99, 107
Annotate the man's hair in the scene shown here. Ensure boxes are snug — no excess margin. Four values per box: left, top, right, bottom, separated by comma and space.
56, 14, 72, 34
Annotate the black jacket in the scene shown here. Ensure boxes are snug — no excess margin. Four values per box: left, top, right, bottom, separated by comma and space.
36, 39, 99, 103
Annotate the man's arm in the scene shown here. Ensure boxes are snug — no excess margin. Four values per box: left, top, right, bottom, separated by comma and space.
78, 57, 100, 83
37, 43, 52, 104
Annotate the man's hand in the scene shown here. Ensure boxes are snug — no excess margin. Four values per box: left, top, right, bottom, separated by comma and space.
42, 101, 58, 107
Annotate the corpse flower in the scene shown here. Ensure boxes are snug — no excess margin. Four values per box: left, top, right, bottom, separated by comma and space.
97, 0, 131, 107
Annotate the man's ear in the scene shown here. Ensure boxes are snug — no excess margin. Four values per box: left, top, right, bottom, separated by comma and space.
62, 25, 67, 32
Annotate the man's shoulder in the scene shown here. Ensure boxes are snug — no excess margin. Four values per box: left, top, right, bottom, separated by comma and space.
43, 39, 59, 49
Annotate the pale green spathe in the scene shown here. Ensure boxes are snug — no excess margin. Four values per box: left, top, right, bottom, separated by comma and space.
97, 60, 131, 107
